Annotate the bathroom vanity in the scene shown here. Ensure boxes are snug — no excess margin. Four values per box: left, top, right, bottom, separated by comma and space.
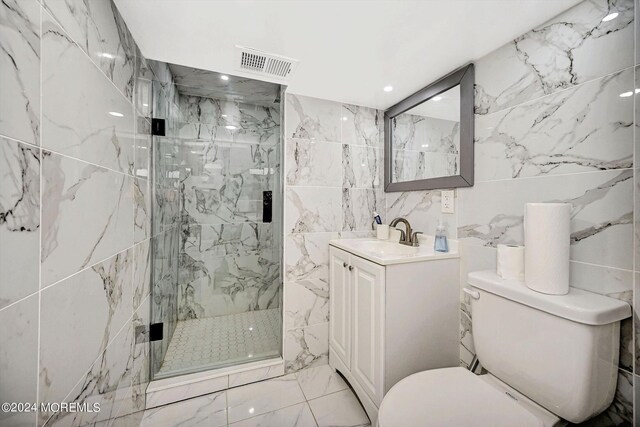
328, 238, 460, 424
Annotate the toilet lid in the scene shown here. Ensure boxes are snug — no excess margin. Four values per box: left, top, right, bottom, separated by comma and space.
378, 367, 545, 427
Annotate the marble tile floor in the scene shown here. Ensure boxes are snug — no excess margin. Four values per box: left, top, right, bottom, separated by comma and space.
158, 309, 281, 376
107, 365, 371, 427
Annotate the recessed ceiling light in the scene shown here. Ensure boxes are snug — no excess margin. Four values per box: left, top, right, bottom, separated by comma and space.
108, 111, 124, 117
421, 144, 429, 148
383, 86, 393, 92
142, 103, 148, 107
221, 114, 227, 117
602, 12, 619, 22
342, 116, 348, 121
220, 75, 229, 81
619, 91, 633, 97
432, 96, 443, 101
225, 125, 237, 130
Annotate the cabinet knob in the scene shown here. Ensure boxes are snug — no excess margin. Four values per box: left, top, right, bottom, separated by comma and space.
348, 265, 353, 271
343, 262, 348, 268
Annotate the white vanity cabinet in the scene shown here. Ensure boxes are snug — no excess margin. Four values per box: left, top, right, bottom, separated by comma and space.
328, 240, 460, 424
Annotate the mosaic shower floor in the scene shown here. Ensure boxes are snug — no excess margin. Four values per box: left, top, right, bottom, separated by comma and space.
158, 309, 282, 376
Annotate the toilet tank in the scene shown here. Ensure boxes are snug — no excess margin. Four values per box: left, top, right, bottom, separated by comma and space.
467, 271, 631, 424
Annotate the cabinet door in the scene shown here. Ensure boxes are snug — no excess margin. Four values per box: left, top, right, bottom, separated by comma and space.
329, 246, 351, 368
351, 255, 385, 404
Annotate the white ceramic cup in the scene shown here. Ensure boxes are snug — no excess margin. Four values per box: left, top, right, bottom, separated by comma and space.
376, 224, 390, 240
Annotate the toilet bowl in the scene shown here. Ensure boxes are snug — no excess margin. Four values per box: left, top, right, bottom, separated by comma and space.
377, 367, 560, 427
377, 271, 631, 426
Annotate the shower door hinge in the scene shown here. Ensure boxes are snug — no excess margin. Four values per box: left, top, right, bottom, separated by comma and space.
149, 323, 164, 341
151, 118, 166, 136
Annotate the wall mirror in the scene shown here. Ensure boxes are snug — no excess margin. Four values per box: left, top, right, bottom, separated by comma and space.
384, 64, 474, 192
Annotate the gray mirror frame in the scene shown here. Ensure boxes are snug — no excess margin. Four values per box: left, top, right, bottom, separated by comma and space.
384, 63, 474, 192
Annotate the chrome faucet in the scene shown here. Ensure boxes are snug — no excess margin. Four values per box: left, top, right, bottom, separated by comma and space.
389, 217, 422, 247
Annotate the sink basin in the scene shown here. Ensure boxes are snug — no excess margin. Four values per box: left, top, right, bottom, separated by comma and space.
329, 238, 458, 266
345, 240, 419, 256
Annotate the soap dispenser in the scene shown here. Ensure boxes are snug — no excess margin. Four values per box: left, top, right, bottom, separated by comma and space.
434, 222, 449, 253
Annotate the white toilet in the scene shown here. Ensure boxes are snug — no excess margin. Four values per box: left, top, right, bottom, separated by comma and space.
377, 270, 631, 427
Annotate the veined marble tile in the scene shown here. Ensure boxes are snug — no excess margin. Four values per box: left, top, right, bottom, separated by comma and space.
132, 296, 150, 413
0, 294, 38, 427
285, 232, 338, 283
285, 280, 329, 329
342, 188, 384, 232
42, 0, 137, 101
42, 16, 135, 174
135, 117, 151, 179
286, 94, 341, 142
474, 0, 634, 115
585, 369, 633, 425
0, 137, 40, 309
285, 187, 342, 233
295, 364, 348, 401
229, 402, 317, 427
635, 272, 640, 374
286, 139, 342, 187
308, 389, 370, 427
343, 145, 382, 189
178, 252, 280, 319
228, 363, 285, 388
183, 222, 273, 260
284, 323, 329, 373
133, 239, 151, 310
475, 69, 634, 181
385, 190, 453, 237
341, 104, 382, 147
457, 170, 633, 271
0, 0, 40, 145
141, 390, 227, 427
39, 247, 133, 420
41, 151, 134, 286
227, 374, 305, 423
134, 177, 151, 243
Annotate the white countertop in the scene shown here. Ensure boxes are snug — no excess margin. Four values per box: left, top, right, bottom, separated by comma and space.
330, 237, 459, 266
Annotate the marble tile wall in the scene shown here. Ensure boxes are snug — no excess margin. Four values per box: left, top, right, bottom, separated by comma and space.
283, 94, 384, 373
0, 0, 156, 425
176, 94, 282, 321
389, 0, 637, 424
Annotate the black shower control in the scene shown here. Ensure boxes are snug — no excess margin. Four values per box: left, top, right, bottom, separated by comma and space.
263, 191, 272, 223
152, 118, 166, 136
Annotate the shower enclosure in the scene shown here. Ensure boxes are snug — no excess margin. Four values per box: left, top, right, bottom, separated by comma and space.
149, 63, 283, 380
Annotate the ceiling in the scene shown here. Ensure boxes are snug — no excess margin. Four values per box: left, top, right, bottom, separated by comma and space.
115, 0, 581, 110
170, 64, 281, 106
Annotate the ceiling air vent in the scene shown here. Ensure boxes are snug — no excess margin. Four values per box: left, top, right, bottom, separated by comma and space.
235, 46, 298, 81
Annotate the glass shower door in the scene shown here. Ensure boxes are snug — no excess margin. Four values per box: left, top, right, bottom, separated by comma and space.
149, 68, 283, 380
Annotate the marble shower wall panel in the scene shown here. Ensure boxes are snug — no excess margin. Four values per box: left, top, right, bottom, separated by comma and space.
175, 90, 282, 325
0, 137, 40, 309
41, 0, 137, 102
39, 247, 133, 425
41, 151, 135, 287
474, 0, 634, 116
283, 94, 383, 373
0, 0, 40, 146
0, 294, 39, 427
0, 0, 156, 422
42, 15, 135, 175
